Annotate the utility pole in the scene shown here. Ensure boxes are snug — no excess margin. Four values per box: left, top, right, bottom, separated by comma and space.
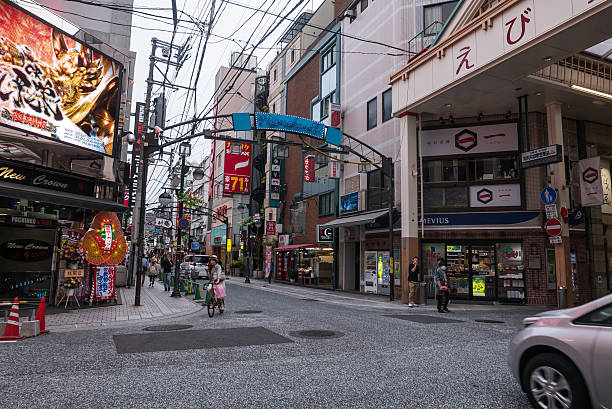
384, 157, 395, 301
172, 151, 187, 297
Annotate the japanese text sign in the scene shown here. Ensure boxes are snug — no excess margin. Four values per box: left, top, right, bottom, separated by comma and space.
223, 142, 251, 195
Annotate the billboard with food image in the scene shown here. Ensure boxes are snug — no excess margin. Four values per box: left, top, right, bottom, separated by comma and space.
0, 0, 122, 155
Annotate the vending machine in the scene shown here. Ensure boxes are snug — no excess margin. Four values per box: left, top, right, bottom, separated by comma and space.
364, 251, 378, 294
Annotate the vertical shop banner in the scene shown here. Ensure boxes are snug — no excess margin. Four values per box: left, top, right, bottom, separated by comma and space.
303, 156, 315, 182
94, 266, 116, 301
601, 161, 612, 214
223, 142, 251, 195
328, 159, 339, 179
265, 221, 276, 236
0, 0, 122, 155
264, 246, 272, 278
579, 157, 604, 207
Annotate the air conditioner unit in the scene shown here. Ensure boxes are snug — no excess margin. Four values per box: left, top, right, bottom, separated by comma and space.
344, 8, 356, 19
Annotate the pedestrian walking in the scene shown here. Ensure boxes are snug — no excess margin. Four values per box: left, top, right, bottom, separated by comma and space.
268, 259, 274, 284
210, 256, 226, 313
141, 255, 149, 286
161, 253, 172, 291
408, 256, 421, 307
147, 256, 158, 287
434, 258, 450, 313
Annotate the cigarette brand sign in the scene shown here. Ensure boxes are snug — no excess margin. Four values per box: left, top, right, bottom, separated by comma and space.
455, 129, 477, 152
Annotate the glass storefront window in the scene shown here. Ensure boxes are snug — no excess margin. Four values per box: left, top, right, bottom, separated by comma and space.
446, 245, 470, 297
471, 244, 496, 298
496, 242, 525, 300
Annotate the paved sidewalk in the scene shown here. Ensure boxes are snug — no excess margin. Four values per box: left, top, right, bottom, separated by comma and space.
46, 280, 201, 331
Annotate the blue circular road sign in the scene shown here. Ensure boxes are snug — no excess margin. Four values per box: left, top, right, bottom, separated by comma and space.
178, 218, 190, 230
541, 187, 557, 205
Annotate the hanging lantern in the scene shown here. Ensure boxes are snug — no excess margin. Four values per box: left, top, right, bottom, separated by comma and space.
81, 212, 128, 265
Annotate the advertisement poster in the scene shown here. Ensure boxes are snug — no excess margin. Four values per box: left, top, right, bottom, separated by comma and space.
472, 277, 485, 296
94, 266, 116, 301
0, 0, 122, 155
264, 246, 272, 279
421, 123, 518, 157
601, 161, 612, 214
340, 191, 359, 213
223, 142, 251, 195
579, 157, 604, 207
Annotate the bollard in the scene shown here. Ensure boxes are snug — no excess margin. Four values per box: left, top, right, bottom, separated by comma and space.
558, 286, 568, 309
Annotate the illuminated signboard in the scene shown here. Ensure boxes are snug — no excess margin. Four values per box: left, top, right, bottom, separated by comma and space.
223, 142, 251, 195
0, 0, 123, 155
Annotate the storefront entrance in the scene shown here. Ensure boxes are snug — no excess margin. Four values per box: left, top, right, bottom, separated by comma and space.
422, 241, 525, 302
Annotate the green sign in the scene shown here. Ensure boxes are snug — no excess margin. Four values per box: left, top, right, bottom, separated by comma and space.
472, 277, 485, 296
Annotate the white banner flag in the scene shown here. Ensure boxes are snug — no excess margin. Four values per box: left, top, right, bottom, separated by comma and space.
579, 157, 604, 207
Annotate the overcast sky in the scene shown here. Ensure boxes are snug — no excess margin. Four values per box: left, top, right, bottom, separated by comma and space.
129, 0, 323, 199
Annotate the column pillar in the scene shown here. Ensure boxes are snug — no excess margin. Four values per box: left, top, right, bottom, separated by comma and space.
546, 101, 574, 307
400, 114, 419, 304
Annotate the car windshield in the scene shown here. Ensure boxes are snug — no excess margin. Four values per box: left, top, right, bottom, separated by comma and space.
194, 256, 207, 264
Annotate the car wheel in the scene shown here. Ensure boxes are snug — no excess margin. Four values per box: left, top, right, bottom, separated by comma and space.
522, 352, 589, 409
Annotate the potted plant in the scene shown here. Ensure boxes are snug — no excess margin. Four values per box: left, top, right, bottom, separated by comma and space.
231, 260, 245, 276
62, 278, 81, 297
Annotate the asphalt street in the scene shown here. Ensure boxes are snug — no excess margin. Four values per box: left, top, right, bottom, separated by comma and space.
0, 281, 544, 409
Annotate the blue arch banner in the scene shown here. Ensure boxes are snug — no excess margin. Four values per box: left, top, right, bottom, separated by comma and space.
255, 113, 325, 139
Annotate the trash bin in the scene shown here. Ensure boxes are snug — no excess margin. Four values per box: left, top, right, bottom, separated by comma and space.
419, 282, 427, 305
558, 286, 567, 308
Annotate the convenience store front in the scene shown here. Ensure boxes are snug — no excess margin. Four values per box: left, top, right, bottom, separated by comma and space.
422, 241, 526, 302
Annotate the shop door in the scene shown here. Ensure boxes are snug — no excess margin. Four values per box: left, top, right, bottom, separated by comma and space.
470, 244, 496, 300
446, 245, 470, 298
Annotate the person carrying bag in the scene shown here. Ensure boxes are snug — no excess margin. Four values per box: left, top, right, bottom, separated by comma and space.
147, 258, 158, 287
209, 256, 226, 312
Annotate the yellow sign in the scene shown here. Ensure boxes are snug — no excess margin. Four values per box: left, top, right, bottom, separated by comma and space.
227, 238, 232, 253
64, 269, 84, 278
472, 277, 485, 296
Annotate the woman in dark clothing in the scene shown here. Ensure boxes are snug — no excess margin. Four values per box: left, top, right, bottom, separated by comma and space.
161, 253, 172, 292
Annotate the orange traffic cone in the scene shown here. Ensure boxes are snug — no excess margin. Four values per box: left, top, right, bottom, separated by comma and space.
35, 297, 49, 334
0, 297, 24, 342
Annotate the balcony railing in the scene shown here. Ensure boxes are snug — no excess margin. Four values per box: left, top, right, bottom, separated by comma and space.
532, 55, 612, 96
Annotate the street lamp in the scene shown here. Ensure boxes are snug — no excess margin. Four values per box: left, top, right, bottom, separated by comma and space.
159, 192, 173, 206
179, 141, 191, 156
192, 168, 205, 180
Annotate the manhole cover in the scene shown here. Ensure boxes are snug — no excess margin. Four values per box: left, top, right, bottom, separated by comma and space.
234, 310, 263, 314
385, 314, 463, 324
143, 324, 193, 332
289, 330, 344, 339
475, 319, 505, 324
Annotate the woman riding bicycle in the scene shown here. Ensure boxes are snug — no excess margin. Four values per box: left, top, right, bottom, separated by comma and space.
209, 256, 226, 313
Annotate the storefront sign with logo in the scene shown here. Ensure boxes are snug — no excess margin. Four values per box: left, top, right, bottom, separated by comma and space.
472, 277, 485, 296
579, 157, 604, 207
421, 211, 541, 230
521, 145, 562, 168
469, 184, 521, 208
0, 238, 53, 262
421, 123, 518, 157
330, 103, 341, 128
155, 217, 172, 229
2, 215, 56, 227
265, 221, 277, 236
0, 0, 122, 155
223, 142, 251, 195
0, 159, 95, 196
317, 225, 334, 243
340, 191, 359, 213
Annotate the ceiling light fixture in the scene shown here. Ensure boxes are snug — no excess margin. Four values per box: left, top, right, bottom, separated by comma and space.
571, 85, 612, 100
543, 56, 553, 62
535, 92, 543, 96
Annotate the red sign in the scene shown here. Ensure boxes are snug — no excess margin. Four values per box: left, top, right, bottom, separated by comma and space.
265, 221, 276, 235
545, 218, 562, 237
330, 103, 341, 128
223, 142, 251, 195
303, 156, 315, 182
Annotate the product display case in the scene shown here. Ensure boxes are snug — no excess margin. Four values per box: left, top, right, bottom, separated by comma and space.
446, 245, 469, 297
471, 245, 496, 298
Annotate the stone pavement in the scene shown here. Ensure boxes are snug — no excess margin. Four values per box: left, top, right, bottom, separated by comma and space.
46, 280, 201, 331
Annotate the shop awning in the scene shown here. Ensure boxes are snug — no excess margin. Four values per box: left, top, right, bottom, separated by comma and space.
0, 181, 128, 213
274, 244, 315, 252
319, 210, 388, 228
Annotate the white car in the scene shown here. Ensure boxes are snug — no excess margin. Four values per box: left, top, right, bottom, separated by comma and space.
508, 294, 612, 409
180, 254, 212, 280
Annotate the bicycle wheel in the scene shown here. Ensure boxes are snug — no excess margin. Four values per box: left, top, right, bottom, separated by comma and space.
207, 299, 215, 317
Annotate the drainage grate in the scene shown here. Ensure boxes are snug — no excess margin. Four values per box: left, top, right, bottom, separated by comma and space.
475, 319, 505, 324
289, 330, 344, 339
143, 324, 193, 332
235, 310, 263, 314
385, 314, 463, 324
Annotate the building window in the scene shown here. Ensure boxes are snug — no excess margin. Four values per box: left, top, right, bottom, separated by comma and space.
424, 1, 459, 36
367, 97, 377, 130
382, 88, 392, 122
367, 167, 391, 211
320, 92, 335, 119
360, 0, 368, 12
272, 103, 276, 113
273, 69, 277, 82
291, 49, 295, 63
319, 191, 335, 216
322, 45, 336, 73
